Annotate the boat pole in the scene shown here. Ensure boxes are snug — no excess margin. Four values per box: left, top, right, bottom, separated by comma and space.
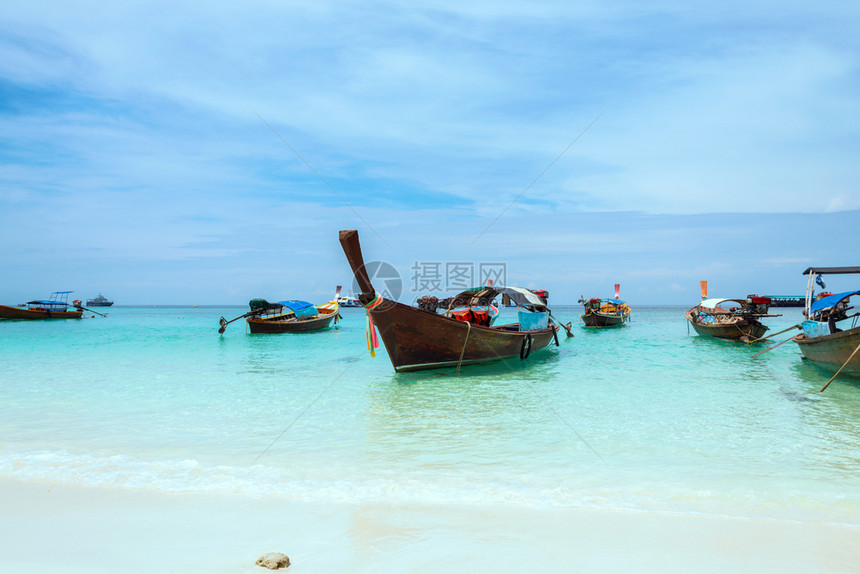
752, 336, 795, 358
549, 312, 574, 337
79, 306, 108, 317
747, 323, 801, 344
218, 310, 261, 334
819, 341, 860, 392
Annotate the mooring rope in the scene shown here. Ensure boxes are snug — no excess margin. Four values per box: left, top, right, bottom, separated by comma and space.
455, 321, 472, 374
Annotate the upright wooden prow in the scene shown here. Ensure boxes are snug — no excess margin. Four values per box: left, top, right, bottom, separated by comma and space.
700, 281, 708, 300
339, 230, 375, 301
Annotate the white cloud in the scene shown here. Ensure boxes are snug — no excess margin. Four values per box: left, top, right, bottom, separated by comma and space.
3, 1, 860, 303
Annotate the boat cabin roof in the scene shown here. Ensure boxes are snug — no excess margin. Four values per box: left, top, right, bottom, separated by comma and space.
810, 290, 860, 313
451, 286, 547, 309
802, 266, 860, 275
27, 300, 68, 307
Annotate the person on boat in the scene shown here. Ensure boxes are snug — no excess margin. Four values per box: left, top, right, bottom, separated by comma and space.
824, 300, 850, 334
827, 312, 842, 334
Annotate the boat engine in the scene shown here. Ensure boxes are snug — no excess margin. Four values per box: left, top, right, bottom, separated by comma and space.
747, 296, 771, 315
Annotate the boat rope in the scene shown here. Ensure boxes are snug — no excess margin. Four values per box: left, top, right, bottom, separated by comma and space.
731, 320, 752, 340
363, 292, 384, 357
455, 321, 472, 374
752, 335, 795, 359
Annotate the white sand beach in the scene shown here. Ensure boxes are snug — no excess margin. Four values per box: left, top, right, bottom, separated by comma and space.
1, 478, 858, 574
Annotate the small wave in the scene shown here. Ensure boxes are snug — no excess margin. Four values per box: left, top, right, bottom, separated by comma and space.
2, 449, 859, 525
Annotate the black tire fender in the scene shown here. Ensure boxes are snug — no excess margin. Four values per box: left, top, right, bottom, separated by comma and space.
520, 332, 533, 360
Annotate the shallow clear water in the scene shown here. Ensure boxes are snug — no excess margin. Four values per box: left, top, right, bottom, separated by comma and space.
2, 305, 859, 522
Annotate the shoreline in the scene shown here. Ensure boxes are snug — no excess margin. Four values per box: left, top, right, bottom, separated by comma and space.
1, 478, 858, 573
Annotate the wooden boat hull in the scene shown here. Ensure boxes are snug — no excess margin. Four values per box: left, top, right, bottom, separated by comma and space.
581, 311, 628, 327
368, 300, 557, 372
339, 229, 558, 373
247, 309, 336, 333
0, 304, 83, 320
793, 326, 860, 377
685, 309, 767, 341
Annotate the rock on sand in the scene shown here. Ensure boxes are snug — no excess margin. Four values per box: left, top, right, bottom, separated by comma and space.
255, 552, 290, 570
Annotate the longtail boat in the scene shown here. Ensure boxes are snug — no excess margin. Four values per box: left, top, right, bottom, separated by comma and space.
792, 266, 860, 379
579, 284, 630, 327
339, 229, 559, 373
219, 288, 340, 334
246, 299, 339, 333
0, 291, 83, 320
685, 281, 776, 342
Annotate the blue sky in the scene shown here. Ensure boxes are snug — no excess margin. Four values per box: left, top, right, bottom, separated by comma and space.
1, 1, 858, 305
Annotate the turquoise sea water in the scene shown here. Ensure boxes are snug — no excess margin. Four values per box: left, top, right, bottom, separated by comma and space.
1, 305, 859, 523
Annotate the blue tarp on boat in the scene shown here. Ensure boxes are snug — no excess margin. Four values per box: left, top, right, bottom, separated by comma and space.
810, 290, 860, 313
519, 309, 549, 331
277, 300, 318, 318
802, 320, 831, 339
278, 300, 313, 311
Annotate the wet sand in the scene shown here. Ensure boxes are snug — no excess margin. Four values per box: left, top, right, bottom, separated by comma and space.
1, 478, 858, 573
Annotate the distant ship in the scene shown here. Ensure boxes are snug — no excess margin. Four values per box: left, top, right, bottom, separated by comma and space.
86, 293, 114, 307
334, 285, 361, 307
337, 294, 362, 307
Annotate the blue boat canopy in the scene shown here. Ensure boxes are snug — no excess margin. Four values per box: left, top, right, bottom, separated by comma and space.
810, 290, 860, 313
277, 300, 314, 312
600, 298, 627, 305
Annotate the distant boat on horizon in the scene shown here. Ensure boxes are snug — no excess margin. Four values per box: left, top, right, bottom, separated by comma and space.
86, 293, 114, 307
579, 284, 631, 327
336, 285, 362, 307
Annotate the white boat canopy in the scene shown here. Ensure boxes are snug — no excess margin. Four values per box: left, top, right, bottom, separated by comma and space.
698, 298, 745, 309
